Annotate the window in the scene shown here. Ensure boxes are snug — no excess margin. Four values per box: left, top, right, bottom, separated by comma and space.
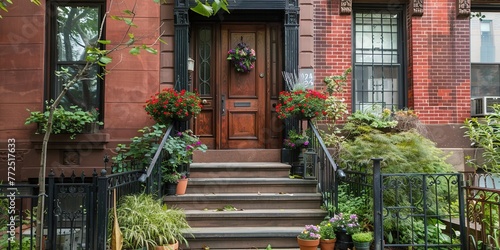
471, 11, 500, 97
48, 1, 104, 114
353, 7, 405, 112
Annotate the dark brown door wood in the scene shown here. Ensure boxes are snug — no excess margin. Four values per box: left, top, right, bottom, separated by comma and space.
193, 23, 283, 149
220, 24, 266, 149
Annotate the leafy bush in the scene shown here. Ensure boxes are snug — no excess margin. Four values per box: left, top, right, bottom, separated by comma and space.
25, 104, 102, 139
340, 131, 455, 174
463, 104, 500, 173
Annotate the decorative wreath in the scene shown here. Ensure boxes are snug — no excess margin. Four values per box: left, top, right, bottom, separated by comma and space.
226, 41, 256, 73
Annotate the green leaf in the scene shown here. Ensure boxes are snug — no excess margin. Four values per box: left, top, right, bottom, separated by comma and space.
145, 47, 157, 54
110, 15, 123, 21
99, 56, 112, 65
122, 9, 134, 16
97, 40, 111, 45
129, 47, 140, 55
123, 18, 137, 27
190, 0, 214, 17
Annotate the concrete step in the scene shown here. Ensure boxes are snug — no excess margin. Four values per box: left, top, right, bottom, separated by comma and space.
193, 149, 282, 163
163, 193, 322, 210
189, 162, 291, 178
182, 226, 305, 249
184, 208, 327, 227
186, 178, 318, 194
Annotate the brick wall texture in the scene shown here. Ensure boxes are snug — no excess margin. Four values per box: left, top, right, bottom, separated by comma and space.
313, 0, 471, 124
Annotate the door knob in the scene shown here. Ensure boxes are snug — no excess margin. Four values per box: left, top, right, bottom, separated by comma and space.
202, 99, 208, 104
259, 73, 265, 78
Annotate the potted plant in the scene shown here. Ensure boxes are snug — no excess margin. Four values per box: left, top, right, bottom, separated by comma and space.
161, 130, 207, 195
296, 224, 320, 250
351, 231, 373, 250
25, 103, 103, 139
176, 172, 188, 195
329, 213, 360, 250
276, 87, 328, 120
319, 219, 336, 250
162, 171, 181, 196
163, 130, 207, 172
282, 129, 310, 177
144, 88, 203, 125
114, 193, 190, 250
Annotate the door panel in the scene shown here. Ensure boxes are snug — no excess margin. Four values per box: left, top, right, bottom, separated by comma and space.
220, 25, 266, 149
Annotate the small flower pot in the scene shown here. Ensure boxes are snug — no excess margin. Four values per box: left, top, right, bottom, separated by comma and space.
353, 241, 370, 250
176, 178, 188, 195
297, 236, 320, 250
335, 230, 353, 250
164, 182, 177, 196
320, 238, 337, 250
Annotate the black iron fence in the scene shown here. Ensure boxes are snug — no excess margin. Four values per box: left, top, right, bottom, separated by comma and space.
332, 159, 468, 249
0, 169, 145, 250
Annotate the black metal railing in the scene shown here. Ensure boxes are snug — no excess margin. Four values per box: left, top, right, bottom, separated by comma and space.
338, 159, 467, 249
138, 123, 174, 198
307, 120, 345, 216
96, 169, 144, 249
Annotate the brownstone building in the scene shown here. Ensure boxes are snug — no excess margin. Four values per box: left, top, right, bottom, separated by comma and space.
0, 0, 498, 181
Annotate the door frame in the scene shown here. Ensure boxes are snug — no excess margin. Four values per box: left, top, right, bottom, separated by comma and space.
173, 3, 300, 148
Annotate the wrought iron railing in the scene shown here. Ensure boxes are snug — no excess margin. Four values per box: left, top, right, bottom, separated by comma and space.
307, 120, 345, 216
138, 123, 174, 198
465, 173, 500, 250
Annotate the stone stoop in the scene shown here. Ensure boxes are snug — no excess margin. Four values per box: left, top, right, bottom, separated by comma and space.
163, 150, 327, 250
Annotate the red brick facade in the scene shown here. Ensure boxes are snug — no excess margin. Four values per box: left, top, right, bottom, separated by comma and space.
313, 0, 471, 124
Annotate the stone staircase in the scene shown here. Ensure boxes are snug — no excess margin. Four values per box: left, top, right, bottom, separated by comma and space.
163, 149, 327, 250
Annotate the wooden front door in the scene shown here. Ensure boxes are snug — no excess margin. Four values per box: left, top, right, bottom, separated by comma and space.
220, 24, 266, 149
193, 23, 283, 149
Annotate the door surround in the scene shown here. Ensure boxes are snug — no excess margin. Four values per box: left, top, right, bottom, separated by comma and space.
172, 0, 300, 148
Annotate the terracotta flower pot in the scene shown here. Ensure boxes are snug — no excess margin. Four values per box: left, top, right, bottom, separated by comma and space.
155, 240, 178, 250
297, 236, 320, 250
176, 178, 188, 195
320, 238, 337, 250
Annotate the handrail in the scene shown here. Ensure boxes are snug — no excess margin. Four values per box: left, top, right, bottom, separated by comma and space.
308, 120, 338, 172
138, 123, 174, 182
307, 120, 345, 216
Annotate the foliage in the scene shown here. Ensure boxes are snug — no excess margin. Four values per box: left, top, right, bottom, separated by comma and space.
25, 103, 103, 139
112, 123, 167, 173
342, 109, 397, 139
320, 68, 351, 158
329, 213, 361, 235
162, 171, 181, 183
340, 131, 455, 174
463, 104, 500, 173
332, 184, 371, 221
163, 130, 207, 170
283, 129, 309, 149
226, 41, 256, 73
113, 193, 190, 248
319, 219, 336, 240
276, 88, 327, 120
352, 232, 373, 243
297, 224, 321, 240
144, 88, 203, 125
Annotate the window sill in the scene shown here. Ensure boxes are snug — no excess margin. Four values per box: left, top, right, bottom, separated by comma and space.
30, 133, 110, 150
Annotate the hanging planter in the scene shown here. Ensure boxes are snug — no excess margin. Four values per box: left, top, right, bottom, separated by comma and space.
227, 40, 256, 73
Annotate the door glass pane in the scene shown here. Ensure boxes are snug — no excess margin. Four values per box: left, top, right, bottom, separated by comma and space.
198, 26, 212, 96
